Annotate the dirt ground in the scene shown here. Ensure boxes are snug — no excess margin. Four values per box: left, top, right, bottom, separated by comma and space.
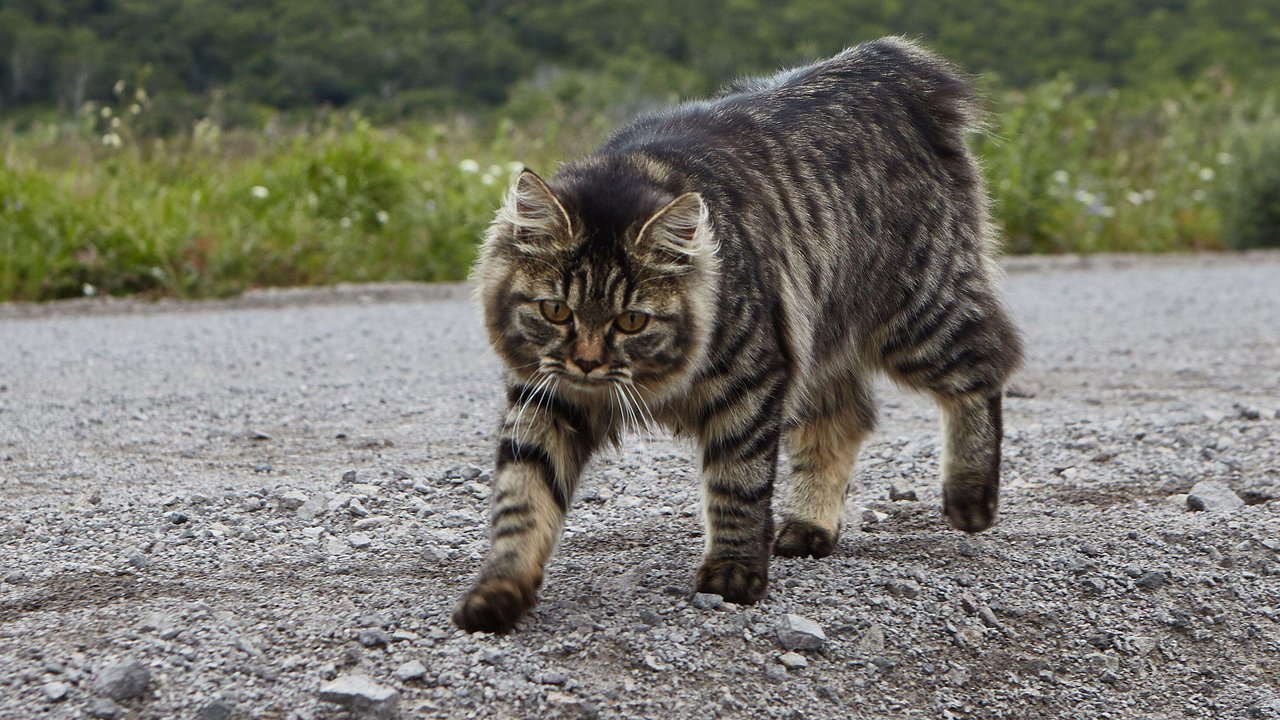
1, 252, 1278, 720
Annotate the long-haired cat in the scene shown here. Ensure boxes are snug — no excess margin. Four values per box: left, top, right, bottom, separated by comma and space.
455, 37, 1023, 633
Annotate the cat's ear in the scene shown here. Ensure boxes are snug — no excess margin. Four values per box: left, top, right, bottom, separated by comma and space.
494, 170, 573, 256
634, 192, 715, 271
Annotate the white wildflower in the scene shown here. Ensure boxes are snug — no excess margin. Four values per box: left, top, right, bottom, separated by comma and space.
113, 79, 126, 96
1216, 152, 1233, 165
458, 159, 480, 173
1142, 189, 1157, 202
110, 117, 121, 129
135, 88, 148, 103
250, 185, 270, 199
1191, 189, 1207, 202
101, 133, 122, 148
480, 173, 496, 186
339, 217, 352, 229
1099, 206, 1116, 218
100, 106, 113, 118
1051, 170, 1070, 185
376, 210, 390, 225
129, 103, 141, 115
307, 192, 319, 210
1198, 167, 1215, 182
507, 161, 525, 174
1073, 189, 1096, 205
83, 283, 97, 297
1126, 191, 1145, 206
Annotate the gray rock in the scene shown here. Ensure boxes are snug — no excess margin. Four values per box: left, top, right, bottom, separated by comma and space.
197, 701, 234, 720
763, 665, 788, 683
318, 674, 399, 719
537, 671, 569, 685
348, 533, 373, 549
776, 613, 826, 651
393, 660, 427, 682
357, 628, 390, 647
42, 681, 70, 702
1187, 481, 1244, 512
88, 698, 125, 719
296, 494, 327, 521
277, 490, 309, 511
889, 484, 918, 501
342, 469, 358, 483
778, 652, 809, 669
692, 592, 723, 610
348, 499, 371, 518
92, 659, 150, 701
1135, 572, 1167, 590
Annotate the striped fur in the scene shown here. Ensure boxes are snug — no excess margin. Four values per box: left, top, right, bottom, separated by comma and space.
455, 37, 1024, 633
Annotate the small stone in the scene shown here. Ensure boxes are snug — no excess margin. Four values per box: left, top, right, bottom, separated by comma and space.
123, 549, 150, 569
296, 495, 327, 521
776, 613, 826, 651
1214, 435, 1235, 451
1135, 572, 1167, 590
167, 511, 189, 524
1081, 577, 1107, 594
88, 698, 125, 719
342, 469, 358, 483
318, 674, 399, 719
43, 681, 70, 702
1238, 405, 1262, 421
393, 660, 427, 682
357, 628, 390, 647
1201, 410, 1226, 423
1261, 539, 1280, 552
325, 537, 350, 555
353, 517, 387, 531
348, 533, 373, 549
197, 701, 234, 720
692, 593, 724, 610
763, 665, 788, 683
1187, 481, 1244, 512
92, 659, 150, 701
860, 507, 889, 524
888, 485, 918, 502
348, 499, 371, 518
537, 671, 569, 685
277, 490, 309, 511
778, 652, 809, 669
643, 655, 670, 672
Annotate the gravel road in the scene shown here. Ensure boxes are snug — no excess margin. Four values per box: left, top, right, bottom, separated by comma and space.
2, 253, 1279, 720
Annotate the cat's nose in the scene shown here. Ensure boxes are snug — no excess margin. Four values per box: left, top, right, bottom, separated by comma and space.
572, 356, 604, 375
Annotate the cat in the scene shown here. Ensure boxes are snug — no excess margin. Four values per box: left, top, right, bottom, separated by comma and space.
454, 36, 1023, 633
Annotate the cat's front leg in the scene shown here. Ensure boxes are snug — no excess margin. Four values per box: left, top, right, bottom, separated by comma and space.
453, 382, 598, 633
694, 395, 782, 604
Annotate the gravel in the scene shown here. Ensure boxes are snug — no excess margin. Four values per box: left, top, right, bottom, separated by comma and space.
2, 253, 1279, 719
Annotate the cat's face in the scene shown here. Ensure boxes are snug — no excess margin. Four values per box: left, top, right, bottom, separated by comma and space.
474, 170, 719, 404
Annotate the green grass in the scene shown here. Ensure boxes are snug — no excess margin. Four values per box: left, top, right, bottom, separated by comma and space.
2, 78, 1278, 302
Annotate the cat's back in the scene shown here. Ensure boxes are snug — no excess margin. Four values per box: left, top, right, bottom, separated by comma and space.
605, 36, 979, 181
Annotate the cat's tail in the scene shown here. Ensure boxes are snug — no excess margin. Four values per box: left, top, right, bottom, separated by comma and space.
843, 36, 983, 161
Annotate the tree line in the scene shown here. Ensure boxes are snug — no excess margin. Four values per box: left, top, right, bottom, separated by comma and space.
2, 0, 1279, 122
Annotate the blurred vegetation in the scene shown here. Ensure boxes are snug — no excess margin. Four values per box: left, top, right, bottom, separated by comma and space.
1, 2, 1279, 301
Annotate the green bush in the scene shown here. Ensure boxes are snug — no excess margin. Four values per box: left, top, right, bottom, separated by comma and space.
1221, 118, 1280, 249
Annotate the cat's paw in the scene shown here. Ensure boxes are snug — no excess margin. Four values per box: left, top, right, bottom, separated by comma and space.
773, 519, 838, 558
694, 558, 768, 604
452, 577, 536, 634
942, 478, 999, 533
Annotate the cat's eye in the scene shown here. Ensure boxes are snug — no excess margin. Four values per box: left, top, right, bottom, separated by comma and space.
615, 311, 650, 333
539, 299, 572, 324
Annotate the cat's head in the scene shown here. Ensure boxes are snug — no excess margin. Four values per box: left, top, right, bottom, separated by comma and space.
473, 167, 719, 403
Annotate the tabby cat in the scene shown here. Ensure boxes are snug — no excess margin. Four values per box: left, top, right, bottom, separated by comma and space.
454, 37, 1023, 633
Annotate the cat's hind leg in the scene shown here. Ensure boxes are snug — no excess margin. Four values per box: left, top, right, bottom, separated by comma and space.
885, 297, 1022, 533
774, 377, 877, 558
